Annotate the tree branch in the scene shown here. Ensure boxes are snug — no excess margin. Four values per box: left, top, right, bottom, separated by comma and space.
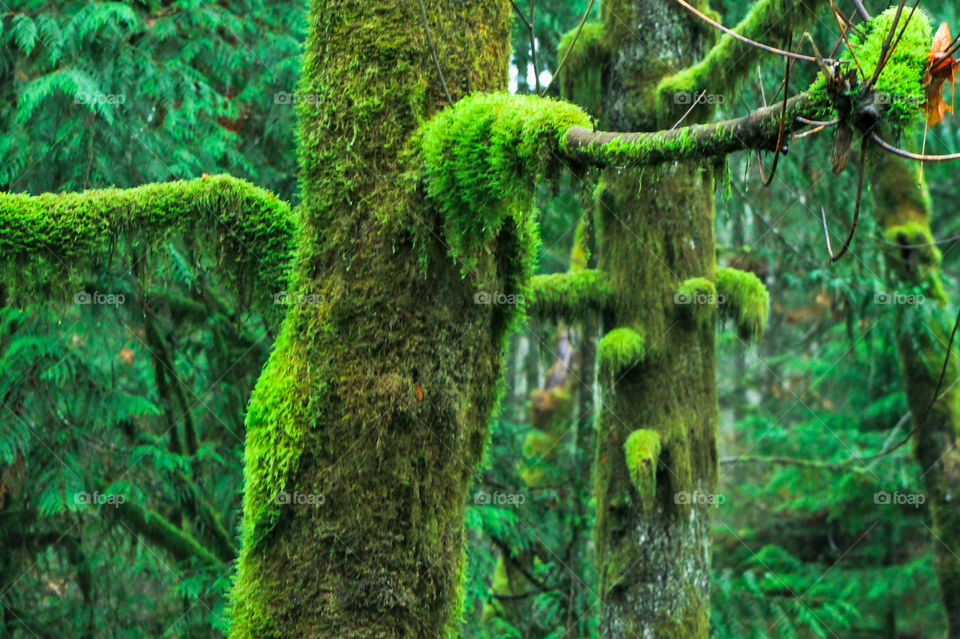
659, 0, 833, 98
0, 175, 295, 306
112, 499, 224, 567
561, 91, 827, 167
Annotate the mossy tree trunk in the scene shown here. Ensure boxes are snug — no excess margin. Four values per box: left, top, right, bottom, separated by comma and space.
587, 2, 718, 636
227, 1, 520, 637
874, 154, 960, 638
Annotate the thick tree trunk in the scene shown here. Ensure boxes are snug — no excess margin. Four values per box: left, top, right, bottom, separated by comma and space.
228, 2, 515, 637
581, 1, 718, 636
874, 154, 960, 638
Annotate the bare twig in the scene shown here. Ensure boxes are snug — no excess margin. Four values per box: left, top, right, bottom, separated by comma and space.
827, 134, 869, 261
870, 132, 960, 162
540, 0, 596, 97
418, 0, 453, 105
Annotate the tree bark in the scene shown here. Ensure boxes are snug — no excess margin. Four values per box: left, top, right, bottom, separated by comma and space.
228, 1, 517, 637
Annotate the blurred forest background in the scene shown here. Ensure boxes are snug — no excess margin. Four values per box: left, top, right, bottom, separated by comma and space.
0, 0, 958, 637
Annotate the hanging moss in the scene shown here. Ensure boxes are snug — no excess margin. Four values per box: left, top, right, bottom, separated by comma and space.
675, 276, 717, 330
417, 92, 593, 276
598, 326, 646, 379
623, 429, 661, 511
716, 266, 768, 341
0, 175, 295, 306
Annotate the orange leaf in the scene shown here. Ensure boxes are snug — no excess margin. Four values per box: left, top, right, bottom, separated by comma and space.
925, 23, 959, 126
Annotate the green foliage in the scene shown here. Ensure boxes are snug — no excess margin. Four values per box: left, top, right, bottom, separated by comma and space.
417, 92, 592, 276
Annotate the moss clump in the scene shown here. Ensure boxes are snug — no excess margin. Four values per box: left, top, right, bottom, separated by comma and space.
417, 92, 593, 276
598, 326, 646, 379
807, 7, 932, 132
527, 268, 610, 322
624, 429, 661, 511
675, 276, 717, 330
716, 266, 768, 341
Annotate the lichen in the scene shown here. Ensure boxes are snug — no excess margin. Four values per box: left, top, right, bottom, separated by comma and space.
623, 429, 661, 510
715, 266, 768, 341
598, 326, 646, 379
416, 92, 593, 277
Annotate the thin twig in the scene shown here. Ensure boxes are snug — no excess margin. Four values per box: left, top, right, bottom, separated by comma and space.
672, 0, 827, 64
870, 132, 960, 162
418, 0, 453, 104
540, 0, 596, 97
671, 90, 707, 129
828, 134, 869, 261
863, 0, 907, 92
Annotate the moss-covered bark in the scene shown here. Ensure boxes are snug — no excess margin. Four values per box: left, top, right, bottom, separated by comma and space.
578, 1, 720, 636
873, 154, 960, 637
227, 1, 525, 637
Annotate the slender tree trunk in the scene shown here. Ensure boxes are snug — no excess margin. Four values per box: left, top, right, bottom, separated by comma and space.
874, 154, 960, 638
577, 1, 719, 636
228, 2, 516, 637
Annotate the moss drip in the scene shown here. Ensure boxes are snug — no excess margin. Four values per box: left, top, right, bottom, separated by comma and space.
598, 326, 646, 379
623, 429, 661, 510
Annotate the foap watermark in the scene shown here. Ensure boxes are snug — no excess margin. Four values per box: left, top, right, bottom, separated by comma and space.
874, 490, 925, 508
274, 91, 323, 106
274, 490, 325, 506
674, 291, 724, 305
74, 491, 126, 508
674, 491, 725, 505
874, 291, 924, 305
674, 91, 725, 105
473, 490, 525, 508
274, 292, 324, 306
75, 91, 125, 106
74, 291, 125, 307
474, 291, 524, 306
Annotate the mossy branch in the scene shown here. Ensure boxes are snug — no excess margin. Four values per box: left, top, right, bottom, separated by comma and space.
112, 499, 224, 568
561, 92, 827, 167
658, 0, 829, 98
0, 175, 295, 305
527, 269, 610, 322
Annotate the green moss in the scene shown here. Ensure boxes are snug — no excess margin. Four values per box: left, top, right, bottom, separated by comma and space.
716, 266, 768, 341
557, 22, 608, 115
624, 429, 661, 510
0, 175, 295, 307
675, 276, 717, 330
806, 7, 933, 132
657, 0, 819, 99
417, 92, 593, 278
598, 326, 646, 379
526, 268, 610, 322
